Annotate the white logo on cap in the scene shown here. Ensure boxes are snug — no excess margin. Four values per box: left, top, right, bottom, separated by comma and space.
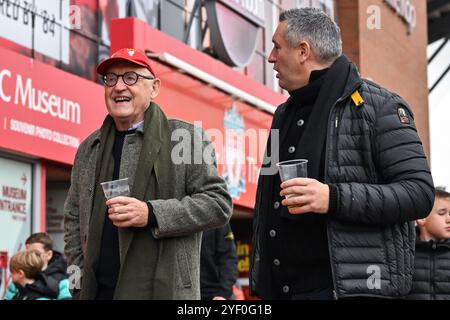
128, 49, 135, 57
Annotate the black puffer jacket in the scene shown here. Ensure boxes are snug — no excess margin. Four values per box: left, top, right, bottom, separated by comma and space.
407, 238, 450, 300
251, 60, 434, 299
45, 251, 68, 283
12, 273, 59, 300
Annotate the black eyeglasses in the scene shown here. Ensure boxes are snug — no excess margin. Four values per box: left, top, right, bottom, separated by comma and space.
103, 71, 154, 87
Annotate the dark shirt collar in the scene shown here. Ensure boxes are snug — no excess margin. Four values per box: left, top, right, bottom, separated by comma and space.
115, 128, 137, 135
289, 68, 329, 106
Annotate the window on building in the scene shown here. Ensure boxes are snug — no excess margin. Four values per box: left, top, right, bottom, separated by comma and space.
161, 0, 185, 42
280, 0, 334, 18
245, 28, 266, 84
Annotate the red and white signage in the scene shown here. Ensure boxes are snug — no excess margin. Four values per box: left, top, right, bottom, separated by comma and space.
384, 0, 416, 33
0, 0, 70, 63
0, 47, 105, 164
0, 156, 32, 299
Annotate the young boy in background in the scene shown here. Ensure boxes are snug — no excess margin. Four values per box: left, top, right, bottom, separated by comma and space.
4, 233, 71, 300
7, 250, 58, 300
408, 189, 450, 300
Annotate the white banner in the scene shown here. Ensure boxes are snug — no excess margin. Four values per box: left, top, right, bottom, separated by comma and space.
0, 0, 70, 63
0, 156, 32, 299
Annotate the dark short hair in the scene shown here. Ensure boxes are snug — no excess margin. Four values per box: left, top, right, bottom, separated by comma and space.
436, 189, 450, 200
25, 232, 53, 251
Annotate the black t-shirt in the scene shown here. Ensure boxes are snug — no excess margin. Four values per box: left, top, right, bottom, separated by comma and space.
96, 128, 136, 300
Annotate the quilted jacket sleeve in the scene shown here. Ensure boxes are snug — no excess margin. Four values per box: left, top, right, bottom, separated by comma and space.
331, 95, 435, 225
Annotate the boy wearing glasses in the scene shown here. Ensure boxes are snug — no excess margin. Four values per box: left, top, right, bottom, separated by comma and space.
64, 48, 232, 300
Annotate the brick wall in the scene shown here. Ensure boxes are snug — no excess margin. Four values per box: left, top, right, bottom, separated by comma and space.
338, 0, 430, 158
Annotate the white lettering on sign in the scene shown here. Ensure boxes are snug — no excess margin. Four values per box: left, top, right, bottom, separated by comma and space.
0, 69, 11, 102
0, 68, 81, 124
384, 0, 416, 33
9, 118, 80, 148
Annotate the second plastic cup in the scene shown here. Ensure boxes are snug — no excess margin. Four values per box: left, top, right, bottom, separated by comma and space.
100, 177, 130, 200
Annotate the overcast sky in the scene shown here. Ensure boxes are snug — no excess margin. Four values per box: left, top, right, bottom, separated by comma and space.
428, 39, 450, 191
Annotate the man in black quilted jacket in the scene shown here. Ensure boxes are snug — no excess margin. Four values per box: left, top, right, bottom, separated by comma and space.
250, 7, 435, 300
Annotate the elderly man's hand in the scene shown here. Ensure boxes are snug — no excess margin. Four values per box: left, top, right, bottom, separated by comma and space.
106, 196, 149, 227
280, 178, 329, 214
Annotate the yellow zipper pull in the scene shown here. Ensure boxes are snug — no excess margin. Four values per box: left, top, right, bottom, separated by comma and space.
351, 90, 364, 107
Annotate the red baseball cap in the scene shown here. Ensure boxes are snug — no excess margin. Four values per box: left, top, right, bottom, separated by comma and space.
97, 48, 156, 77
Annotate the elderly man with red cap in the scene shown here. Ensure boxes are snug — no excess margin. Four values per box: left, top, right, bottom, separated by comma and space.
64, 48, 232, 300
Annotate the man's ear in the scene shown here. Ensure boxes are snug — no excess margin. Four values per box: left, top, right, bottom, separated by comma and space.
150, 78, 161, 99
46, 250, 53, 262
298, 41, 311, 62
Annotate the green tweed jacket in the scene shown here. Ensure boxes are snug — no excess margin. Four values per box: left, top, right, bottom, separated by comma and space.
64, 116, 232, 299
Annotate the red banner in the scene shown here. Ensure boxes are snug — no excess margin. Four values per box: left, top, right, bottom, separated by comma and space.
0, 47, 105, 164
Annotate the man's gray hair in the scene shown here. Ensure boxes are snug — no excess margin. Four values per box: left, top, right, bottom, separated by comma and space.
280, 8, 342, 64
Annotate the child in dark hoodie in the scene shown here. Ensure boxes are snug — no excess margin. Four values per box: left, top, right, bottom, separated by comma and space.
5, 233, 71, 300
408, 189, 450, 300
8, 250, 59, 300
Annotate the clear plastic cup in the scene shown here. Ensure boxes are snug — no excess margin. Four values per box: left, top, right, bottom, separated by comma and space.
276, 159, 308, 182
276, 159, 308, 203
100, 178, 130, 200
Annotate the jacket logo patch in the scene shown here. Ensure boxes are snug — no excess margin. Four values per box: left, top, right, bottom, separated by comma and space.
397, 107, 410, 124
